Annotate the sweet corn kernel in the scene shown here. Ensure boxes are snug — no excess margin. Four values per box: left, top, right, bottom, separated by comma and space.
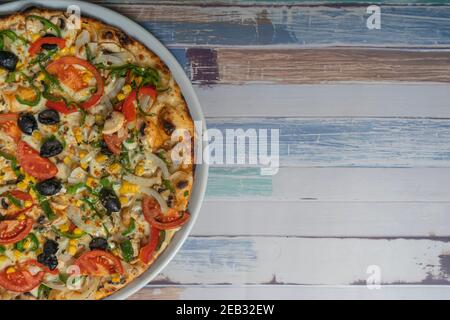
13, 251, 21, 259
119, 196, 128, 206
81, 162, 89, 170
63, 156, 72, 165
6, 267, 16, 274
108, 163, 121, 174
117, 93, 126, 101
60, 224, 70, 232
134, 164, 145, 177
119, 181, 140, 195
82, 72, 92, 83
95, 114, 103, 123
31, 33, 40, 41
24, 239, 32, 250
95, 154, 107, 163
36, 72, 45, 82
73, 128, 83, 144
29, 188, 38, 200
111, 275, 121, 283
17, 214, 26, 221
79, 149, 88, 159
24, 201, 32, 208
60, 47, 70, 56
16, 62, 23, 70
122, 85, 132, 95
68, 246, 77, 255
32, 131, 42, 141
69, 239, 77, 246
86, 177, 97, 188
70, 46, 76, 55
17, 181, 28, 191
76, 199, 83, 206
73, 228, 83, 236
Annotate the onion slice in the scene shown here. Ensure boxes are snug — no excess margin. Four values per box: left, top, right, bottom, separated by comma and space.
123, 174, 160, 188
67, 206, 101, 236
146, 153, 170, 179
75, 30, 90, 54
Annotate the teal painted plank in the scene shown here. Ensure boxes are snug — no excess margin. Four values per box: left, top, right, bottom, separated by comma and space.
207, 118, 450, 168
106, 5, 450, 46
206, 167, 272, 197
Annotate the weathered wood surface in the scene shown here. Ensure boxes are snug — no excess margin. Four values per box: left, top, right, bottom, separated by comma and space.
6, 0, 449, 299
107, 1, 450, 299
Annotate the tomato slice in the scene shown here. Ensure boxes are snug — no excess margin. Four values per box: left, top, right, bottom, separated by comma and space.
122, 86, 157, 122
28, 37, 66, 56
0, 218, 33, 244
47, 63, 88, 92
45, 101, 78, 114
46, 56, 104, 109
142, 196, 190, 230
22, 259, 59, 276
75, 250, 124, 276
0, 260, 45, 292
103, 133, 126, 156
0, 113, 20, 142
139, 226, 160, 264
17, 141, 58, 180
1, 190, 34, 218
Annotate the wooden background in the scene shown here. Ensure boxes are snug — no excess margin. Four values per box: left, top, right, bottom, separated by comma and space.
88, 0, 450, 299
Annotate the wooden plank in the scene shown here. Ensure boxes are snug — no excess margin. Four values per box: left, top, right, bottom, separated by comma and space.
195, 84, 450, 118
207, 118, 450, 168
130, 285, 450, 300
216, 48, 450, 84
97, 1, 450, 5
105, 4, 450, 47
173, 48, 450, 85
206, 168, 450, 201
193, 201, 450, 237
153, 237, 450, 285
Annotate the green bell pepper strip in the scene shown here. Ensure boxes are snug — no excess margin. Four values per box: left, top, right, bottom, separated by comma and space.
52, 226, 86, 239
67, 183, 86, 195
15, 233, 39, 252
26, 15, 62, 38
6, 193, 23, 209
38, 284, 52, 299
120, 239, 134, 262
121, 218, 136, 236
0, 30, 28, 50
0, 245, 5, 254
31, 185, 56, 220
156, 230, 166, 251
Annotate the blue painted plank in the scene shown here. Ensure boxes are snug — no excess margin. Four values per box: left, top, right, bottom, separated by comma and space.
117, 5, 450, 47
207, 118, 450, 168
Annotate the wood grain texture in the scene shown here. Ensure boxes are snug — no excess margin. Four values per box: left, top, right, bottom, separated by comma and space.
130, 285, 450, 300
151, 237, 450, 285
194, 201, 450, 237
104, 4, 450, 47
195, 84, 450, 117
208, 118, 450, 168
216, 48, 450, 84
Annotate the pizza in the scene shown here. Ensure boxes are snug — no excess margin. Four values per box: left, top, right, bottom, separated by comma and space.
0, 8, 195, 300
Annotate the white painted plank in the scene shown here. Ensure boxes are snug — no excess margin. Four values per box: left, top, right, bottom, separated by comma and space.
157, 237, 450, 285
196, 84, 450, 118
193, 201, 450, 237
218, 167, 450, 202
132, 285, 450, 300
